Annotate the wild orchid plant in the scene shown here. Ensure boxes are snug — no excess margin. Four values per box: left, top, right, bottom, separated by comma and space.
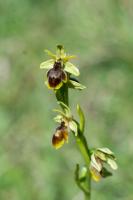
40, 45, 118, 200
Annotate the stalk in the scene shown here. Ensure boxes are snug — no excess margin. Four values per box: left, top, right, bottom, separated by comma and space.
56, 81, 91, 200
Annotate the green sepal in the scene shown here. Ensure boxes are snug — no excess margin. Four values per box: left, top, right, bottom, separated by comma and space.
68, 79, 86, 90
40, 59, 54, 69
95, 151, 107, 161
97, 147, 116, 160
107, 158, 118, 170
90, 154, 102, 172
69, 120, 78, 136
64, 62, 80, 76
77, 104, 85, 133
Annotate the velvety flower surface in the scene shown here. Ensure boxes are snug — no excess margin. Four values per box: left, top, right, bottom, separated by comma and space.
52, 122, 68, 149
47, 61, 67, 89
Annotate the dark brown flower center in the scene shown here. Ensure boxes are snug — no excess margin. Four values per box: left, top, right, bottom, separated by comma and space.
47, 61, 66, 88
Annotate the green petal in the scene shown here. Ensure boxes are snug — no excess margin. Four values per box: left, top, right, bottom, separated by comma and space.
64, 62, 80, 76
57, 101, 71, 117
53, 109, 66, 118
63, 55, 76, 62
45, 50, 56, 59
40, 59, 54, 69
54, 115, 63, 123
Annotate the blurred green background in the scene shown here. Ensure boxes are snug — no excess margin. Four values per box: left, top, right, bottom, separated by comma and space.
0, 0, 133, 199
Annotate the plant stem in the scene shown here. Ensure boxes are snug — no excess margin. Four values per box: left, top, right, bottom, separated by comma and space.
56, 82, 91, 200
76, 135, 91, 200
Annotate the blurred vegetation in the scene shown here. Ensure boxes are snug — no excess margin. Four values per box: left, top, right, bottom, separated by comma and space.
0, 0, 133, 199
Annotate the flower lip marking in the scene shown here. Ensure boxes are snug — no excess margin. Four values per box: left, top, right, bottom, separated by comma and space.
47, 61, 67, 89
52, 121, 68, 149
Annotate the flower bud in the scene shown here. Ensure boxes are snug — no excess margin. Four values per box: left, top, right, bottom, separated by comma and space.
90, 148, 118, 182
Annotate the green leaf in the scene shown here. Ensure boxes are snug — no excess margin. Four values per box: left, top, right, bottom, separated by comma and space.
69, 120, 78, 136
100, 167, 112, 178
64, 62, 80, 76
40, 59, 54, 69
77, 104, 85, 133
107, 158, 118, 170
68, 80, 86, 90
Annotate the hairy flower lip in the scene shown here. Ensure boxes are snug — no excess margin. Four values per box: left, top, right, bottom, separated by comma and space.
52, 122, 68, 149
47, 61, 67, 89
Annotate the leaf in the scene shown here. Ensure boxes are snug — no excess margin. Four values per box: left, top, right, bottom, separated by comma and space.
64, 62, 80, 76
107, 158, 118, 170
40, 59, 54, 69
69, 120, 78, 136
68, 80, 86, 90
77, 104, 85, 133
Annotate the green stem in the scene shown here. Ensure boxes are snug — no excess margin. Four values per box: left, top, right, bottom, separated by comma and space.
56, 82, 91, 200
76, 135, 91, 200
